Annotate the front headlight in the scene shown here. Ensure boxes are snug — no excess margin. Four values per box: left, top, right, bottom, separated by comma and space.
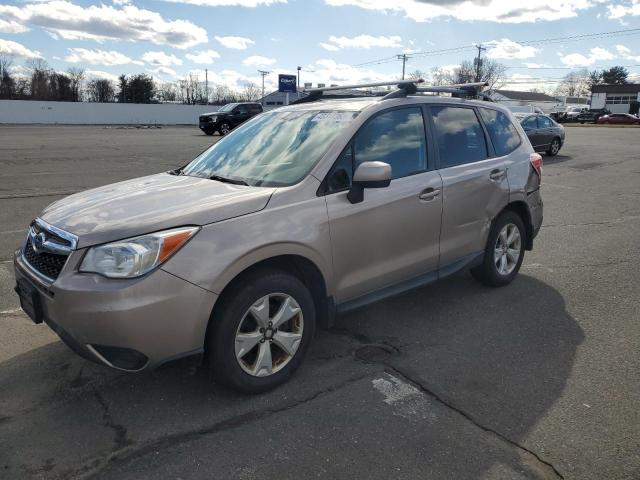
80, 226, 199, 278
210, 116, 217, 122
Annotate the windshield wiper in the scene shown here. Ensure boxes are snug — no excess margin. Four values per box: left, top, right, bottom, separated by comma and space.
209, 174, 249, 186
168, 167, 183, 176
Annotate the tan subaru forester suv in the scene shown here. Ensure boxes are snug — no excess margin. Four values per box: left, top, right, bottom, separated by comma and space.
14, 83, 543, 393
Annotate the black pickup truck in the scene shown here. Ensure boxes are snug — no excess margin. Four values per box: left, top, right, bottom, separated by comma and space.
578, 108, 611, 124
199, 102, 263, 136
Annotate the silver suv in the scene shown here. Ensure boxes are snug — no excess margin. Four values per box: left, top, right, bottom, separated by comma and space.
14, 84, 543, 393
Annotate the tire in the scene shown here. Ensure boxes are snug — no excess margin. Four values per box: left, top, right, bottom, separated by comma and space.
206, 269, 316, 394
471, 211, 526, 287
204, 129, 215, 136
219, 123, 232, 135
579, 121, 584, 124
546, 137, 561, 156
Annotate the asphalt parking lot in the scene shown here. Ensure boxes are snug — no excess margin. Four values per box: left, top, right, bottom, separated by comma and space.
1, 125, 638, 480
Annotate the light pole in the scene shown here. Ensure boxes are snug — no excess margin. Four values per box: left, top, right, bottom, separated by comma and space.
258, 70, 269, 106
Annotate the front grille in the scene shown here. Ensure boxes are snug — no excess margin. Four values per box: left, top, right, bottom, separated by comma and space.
199, 115, 212, 123
23, 237, 68, 280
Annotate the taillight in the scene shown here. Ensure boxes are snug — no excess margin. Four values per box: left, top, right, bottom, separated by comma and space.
530, 153, 543, 178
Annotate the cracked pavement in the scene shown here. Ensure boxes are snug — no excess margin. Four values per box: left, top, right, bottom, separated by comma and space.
1, 126, 639, 479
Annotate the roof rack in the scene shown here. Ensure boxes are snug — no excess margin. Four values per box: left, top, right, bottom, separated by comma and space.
291, 79, 492, 105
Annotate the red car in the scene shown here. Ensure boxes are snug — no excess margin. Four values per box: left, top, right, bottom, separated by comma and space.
597, 113, 640, 125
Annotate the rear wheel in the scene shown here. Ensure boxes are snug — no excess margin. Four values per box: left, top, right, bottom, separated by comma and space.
219, 123, 232, 135
546, 137, 561, 156
471, 211, 526, 287
207, 270, 316, 394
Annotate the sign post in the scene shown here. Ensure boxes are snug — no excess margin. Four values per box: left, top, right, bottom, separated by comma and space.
278, 74, 297, 105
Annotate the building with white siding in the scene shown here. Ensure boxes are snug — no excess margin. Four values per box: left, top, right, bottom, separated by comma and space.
590, 84, 640, 113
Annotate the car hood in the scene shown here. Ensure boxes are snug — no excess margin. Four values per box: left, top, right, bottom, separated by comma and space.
203, 111, 229, 117
40, 173, 275, 248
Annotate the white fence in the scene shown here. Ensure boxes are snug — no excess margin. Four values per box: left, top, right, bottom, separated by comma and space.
0, 100, 220, 125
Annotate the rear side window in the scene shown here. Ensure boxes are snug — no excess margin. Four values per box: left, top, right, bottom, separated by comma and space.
479, 108, 521, 156
432, 106, 487, 168
538, 116, 553, 128
249, 104, 262, 113
354, 107, 427, 179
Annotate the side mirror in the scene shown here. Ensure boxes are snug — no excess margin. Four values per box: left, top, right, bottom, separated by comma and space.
347, 161, 392, 204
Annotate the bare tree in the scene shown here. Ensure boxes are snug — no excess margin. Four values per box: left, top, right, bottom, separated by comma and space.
67, 67, 85, 102
0, 53, 15, 98
555, 69, 590, 97
240, 82, 261, 102
453, 59, 506, 90
87, 78, 115, 102
26, 58, 49, 100
408, 69, 427, 81
431, 66, 454, 86
157, 81, 179, 102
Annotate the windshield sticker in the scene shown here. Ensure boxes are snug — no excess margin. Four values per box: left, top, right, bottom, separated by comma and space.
311, 112, 356, 123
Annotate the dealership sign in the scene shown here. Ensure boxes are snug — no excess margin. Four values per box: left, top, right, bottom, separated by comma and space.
278, 74, 297, 93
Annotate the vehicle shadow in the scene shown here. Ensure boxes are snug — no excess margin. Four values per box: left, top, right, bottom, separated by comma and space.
332, 271, 584, 477
0, 272, 582, 479
543, 153, 572, 164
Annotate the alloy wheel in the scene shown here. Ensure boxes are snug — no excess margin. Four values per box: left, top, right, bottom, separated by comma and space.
234, 293, 304, 377
551, 139, 560, 155
220, 124, 231, 135
494, 223, 521, 276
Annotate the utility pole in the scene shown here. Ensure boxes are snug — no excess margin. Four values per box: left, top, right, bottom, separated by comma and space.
396, 54, 408, 80
474, 44, 486, 82
205, 68, 208, 104
258, 70, 269, 106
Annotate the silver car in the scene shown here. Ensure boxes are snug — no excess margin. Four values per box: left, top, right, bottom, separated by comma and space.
14, 86, 543, 393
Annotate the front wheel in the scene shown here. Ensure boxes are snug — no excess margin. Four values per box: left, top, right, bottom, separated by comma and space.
546, 137, 561, 156
207, 270, 316, 394
471, 211, 526, 287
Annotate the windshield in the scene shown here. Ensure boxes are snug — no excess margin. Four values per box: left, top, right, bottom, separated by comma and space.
219, 103, 237, 112
183, 110, 359, 187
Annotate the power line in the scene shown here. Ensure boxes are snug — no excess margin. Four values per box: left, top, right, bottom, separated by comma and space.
350, 27, 640, 70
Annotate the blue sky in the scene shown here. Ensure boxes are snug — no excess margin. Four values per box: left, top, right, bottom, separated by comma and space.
1, 0, 640, 91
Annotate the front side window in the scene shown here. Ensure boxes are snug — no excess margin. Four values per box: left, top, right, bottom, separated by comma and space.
432, 106, 488, 168
354, 107, 427, 179
521, 116, 538, 130
478, 108, 521, 157
183, 110, 358, 187
325, 107, 427, 193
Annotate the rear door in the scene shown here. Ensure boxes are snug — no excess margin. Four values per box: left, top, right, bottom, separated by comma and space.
537, 115, 555, 148
521, 115, 542, 149
325, 106, 443, 303
232, 104, 251, 126
429, 105, 511, 268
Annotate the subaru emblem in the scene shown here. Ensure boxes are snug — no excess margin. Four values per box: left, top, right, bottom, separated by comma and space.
32, 232, 46, 253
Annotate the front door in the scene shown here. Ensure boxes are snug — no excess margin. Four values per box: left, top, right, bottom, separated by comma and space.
324, 106, 443, 303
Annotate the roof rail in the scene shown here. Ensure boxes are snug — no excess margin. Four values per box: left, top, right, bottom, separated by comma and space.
388, 82, 490, 100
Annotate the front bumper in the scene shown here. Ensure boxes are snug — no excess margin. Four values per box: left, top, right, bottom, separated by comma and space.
14, 248, 217, 371
199, 121, 219, 132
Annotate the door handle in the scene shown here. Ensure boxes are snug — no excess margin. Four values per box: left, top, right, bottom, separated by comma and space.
489, 169, 506, 181
419, 188, 440, 201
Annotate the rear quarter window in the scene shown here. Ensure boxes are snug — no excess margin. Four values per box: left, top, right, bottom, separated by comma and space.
479, 108, 521, 157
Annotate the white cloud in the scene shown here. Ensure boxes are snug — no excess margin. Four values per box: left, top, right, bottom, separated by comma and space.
242, 55, 276, 66
0, 38, 41, 59
324, 0, 594, 23
0, 18, 28, 33
320, 34, 403, 50
142, 50, 183, 66
501, 73, 559, 92
214, 35, 254, 50
86, 69, 120, 82
162, 0, 285, 5
147, 66, 177, 77
607, 0, 640, 19
523, 62, 551, 68
0, 1, 207, 49
559, 47, 615, 66
616, 44, 640, 62
65, 48, 142, 66
486, 38, 539, 59
185, 49, 220, 64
